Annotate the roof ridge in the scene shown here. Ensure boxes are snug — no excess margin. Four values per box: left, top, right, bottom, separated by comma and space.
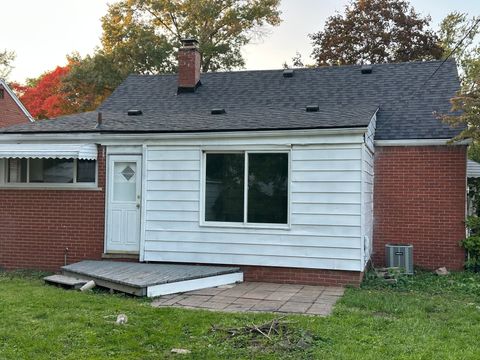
125, 59, 453, 78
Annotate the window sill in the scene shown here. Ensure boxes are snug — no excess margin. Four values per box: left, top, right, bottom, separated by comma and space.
200, 221, 291, 231
0, 184, 102, 191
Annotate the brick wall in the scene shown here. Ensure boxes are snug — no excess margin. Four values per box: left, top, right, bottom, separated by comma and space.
373, 145, 467, 270
0, 146, 106, 271
241, 266, 364, 286
0, 84, 30, 128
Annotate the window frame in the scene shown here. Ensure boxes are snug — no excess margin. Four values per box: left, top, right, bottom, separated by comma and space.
200, 149, 291, 230
0, 158, 98, 189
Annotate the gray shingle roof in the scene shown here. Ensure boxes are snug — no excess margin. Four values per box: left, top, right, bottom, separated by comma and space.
1, 60, 462, 140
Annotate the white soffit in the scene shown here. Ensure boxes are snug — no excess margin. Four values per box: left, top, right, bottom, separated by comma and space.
0, 144, 97, 160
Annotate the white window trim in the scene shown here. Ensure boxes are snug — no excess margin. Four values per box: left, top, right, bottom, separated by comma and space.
0, 158, 98, 189
199, 149, 291, 230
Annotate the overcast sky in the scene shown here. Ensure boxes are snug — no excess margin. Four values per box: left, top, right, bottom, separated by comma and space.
1, 0, 479, 83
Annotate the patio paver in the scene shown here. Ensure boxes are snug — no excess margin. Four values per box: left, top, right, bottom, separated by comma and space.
151, 282, 344, 316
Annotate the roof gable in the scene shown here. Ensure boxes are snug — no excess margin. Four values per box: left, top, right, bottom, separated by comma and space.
0, 79, 34, 126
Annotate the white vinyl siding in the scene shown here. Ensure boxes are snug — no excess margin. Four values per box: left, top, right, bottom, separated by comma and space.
142, 132, 368, 271
362, 145, 374, 263
362, 113, 376, 263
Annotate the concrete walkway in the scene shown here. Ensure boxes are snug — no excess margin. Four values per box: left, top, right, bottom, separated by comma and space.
151, 282, 344, 316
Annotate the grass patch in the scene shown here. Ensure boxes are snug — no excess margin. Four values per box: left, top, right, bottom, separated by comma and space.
362, 269, 480, 297
0, 271, 480, 359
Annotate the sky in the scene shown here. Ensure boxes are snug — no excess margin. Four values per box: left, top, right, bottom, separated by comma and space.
1, 0, 480, 83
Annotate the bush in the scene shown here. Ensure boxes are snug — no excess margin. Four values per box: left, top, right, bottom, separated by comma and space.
461, 216, 480, 271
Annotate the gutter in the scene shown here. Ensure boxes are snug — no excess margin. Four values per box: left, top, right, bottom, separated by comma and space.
375, 138, 471, 146
0, 126, 369, 143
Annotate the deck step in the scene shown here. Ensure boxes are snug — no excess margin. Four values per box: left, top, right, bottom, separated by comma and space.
61, 260, 244, 297
44, 274, 89, 289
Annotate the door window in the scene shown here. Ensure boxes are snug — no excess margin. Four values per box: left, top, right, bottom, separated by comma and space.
113, 162, 137, 202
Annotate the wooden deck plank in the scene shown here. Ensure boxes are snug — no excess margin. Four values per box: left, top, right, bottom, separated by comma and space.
62, 261, 241, 288
44, 275, 88, 289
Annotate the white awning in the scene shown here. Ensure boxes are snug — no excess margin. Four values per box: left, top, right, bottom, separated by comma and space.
468, 160, 480, 178
0, 144, 97, 160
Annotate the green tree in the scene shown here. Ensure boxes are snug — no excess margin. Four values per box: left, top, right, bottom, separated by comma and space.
63, 0, 281, 112
309, 0, 443, 66
439, 12, 480, 89
62, 53, 125, 112
100, 2, 176, 74
282, 52, 305, 69
107, 0, 281, 72
438, 14, 480, 159
441, 75, 480, 144
0, 50, 15, 79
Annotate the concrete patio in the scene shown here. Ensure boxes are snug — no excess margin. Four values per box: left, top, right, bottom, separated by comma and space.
151, 282, 345, 316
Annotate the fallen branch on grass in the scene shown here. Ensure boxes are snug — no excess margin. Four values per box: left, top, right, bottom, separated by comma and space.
212, 316, 292, 340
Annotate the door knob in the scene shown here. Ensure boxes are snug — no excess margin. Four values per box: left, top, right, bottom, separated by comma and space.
136, 203, 140, 208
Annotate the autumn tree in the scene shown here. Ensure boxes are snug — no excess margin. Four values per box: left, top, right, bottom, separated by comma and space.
0, 49, 15, 79
16, 66, 77, 119
309, 0, 443, 66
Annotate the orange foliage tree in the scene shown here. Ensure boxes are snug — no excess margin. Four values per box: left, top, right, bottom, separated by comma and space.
13, 65, 76, 120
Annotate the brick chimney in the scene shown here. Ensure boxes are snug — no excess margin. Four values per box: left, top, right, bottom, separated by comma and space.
177, 38, 201, 93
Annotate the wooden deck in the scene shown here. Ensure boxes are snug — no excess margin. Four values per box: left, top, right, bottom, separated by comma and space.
60, 260, 243, 297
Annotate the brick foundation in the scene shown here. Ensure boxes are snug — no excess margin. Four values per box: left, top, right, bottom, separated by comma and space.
373, 145, 467, 270
241, 265, 364, 286
0, 146, 106, 271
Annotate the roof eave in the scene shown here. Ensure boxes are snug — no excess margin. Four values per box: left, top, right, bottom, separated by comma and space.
0, 125, 369, 142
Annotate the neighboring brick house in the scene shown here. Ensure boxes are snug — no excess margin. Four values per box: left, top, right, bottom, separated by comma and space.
0, 39, 467, 285
0, 79, 34, 128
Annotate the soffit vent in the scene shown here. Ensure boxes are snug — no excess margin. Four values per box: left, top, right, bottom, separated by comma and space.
211, 108, 226, 115
361, 65, 373, 74
306, 105, 319, 112
127, 109, 143, 116
283, 69, 294, 78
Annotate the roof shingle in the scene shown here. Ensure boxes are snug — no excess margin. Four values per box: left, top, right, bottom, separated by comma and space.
1, 60, 462, 140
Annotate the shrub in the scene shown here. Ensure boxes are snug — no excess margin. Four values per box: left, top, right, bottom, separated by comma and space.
460, 216, 480, 271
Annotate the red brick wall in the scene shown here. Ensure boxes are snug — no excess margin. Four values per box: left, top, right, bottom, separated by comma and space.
373, 145, 467, 270
0, 146, 106, 271
241, 266, 364, 286
0, 84, 30, 128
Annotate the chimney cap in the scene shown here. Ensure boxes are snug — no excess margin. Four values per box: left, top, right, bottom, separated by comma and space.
181, 38, 199, 47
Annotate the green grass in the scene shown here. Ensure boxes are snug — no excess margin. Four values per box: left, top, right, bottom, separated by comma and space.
1, 270, 480, 359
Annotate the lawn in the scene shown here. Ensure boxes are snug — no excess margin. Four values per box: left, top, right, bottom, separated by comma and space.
1, 271, 480, 359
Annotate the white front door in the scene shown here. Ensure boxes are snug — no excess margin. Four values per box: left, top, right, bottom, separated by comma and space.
106, 155, 142, 253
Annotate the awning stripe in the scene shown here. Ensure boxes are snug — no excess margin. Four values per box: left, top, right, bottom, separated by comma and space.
0, 144, 97, 160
